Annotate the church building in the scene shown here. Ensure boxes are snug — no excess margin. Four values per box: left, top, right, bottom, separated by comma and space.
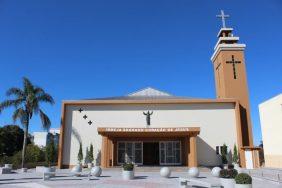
58, 14, 259, 169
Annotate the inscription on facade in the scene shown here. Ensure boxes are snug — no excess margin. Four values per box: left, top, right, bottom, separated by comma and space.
104, 127, 192, 132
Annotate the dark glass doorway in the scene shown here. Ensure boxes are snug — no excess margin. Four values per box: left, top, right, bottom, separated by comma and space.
143, 142, 159, 165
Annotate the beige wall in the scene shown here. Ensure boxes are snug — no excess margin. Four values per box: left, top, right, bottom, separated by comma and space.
62, 103, 238, 166
259, 94, 282, 168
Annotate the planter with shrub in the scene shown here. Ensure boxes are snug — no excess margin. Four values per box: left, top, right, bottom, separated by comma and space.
221, 144, 228, 169
235, 173, 252, 188
122, 163, 134, 180
232, 145, 241, 172
220, 169, 238, 188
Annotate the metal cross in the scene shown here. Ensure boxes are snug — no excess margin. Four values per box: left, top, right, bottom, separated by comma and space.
216, 10, 229, 28
78, 108, 83, 113
226, 55, 241, 79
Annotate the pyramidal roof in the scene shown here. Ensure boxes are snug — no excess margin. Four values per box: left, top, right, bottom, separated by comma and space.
128, 87, 171, 97
85, 87, 192, 100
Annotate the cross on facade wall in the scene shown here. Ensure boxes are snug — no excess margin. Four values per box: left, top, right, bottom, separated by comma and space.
226, 55, 241, 79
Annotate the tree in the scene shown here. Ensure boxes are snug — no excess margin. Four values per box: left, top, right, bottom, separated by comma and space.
89, 143, 94, 163
221, 143, 228, 164
0, 77, 54, 168
84, 147, 90, 164
0, 125, 31, 157
78, 143, 83, 164
232, 144, 239, 164
45, 134, 55, 167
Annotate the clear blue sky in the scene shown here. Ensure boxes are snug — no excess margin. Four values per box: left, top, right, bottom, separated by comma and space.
0, 1, 281, 145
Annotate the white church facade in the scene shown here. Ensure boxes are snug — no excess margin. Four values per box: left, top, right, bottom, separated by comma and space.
58, 26, 259, 169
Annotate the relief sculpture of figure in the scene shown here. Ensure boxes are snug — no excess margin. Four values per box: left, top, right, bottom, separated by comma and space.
143, 111, 153, 126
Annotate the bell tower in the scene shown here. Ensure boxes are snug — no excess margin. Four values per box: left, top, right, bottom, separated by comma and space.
211, 11, 253, 147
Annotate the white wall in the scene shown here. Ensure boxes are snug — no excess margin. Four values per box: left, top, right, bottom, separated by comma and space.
62, 102, 238, 166
259, 94, 282, 168
33, 132, 48, 147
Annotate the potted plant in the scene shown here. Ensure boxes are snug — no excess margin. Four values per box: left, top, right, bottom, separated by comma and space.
221, 144, 228, 169
220, 169, 238, 188
122, 163, 134, 180
235, 173, 252, 188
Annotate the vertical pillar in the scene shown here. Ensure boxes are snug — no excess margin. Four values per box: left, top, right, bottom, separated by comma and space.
188, 135, 198, 167
101, 136, 109, 168
113, 140, 117, 166
184, 137, 189, 166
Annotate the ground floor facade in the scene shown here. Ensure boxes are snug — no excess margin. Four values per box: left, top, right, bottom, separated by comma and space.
98, 127, 199, 167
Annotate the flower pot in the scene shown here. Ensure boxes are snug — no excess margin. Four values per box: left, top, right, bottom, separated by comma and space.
235, 184, 252, 188
220, 178, 235, 188
91, 166, 102, 177
233, 164, 242, 173
87, 163, 93, 169
71, 164, 82, 176
43, 167, 53, 178
4, 164, 12, 169
21, 168, 27, 173
122, 170, 134, 180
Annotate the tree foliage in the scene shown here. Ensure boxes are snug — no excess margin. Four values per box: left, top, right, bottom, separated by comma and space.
11, 144, 45, 168
78, 143, 83, 163
0, 125, 31, 157
0, 77, 54, 168
232, 144, 239, 164
89, 143, 94, 163
221, 143, 228, 164
45, 134, 56, 166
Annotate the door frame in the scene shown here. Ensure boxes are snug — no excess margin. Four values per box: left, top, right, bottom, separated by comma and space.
159, 141, 182, 165
117, 141, 143, 165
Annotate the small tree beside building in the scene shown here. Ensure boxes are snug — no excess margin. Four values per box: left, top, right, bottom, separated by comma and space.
45, 134, 55, 167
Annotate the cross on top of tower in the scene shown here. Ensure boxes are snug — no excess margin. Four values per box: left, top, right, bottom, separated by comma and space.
216, 10, 230, 28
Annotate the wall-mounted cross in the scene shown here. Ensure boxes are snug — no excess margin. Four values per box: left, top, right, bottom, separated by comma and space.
226, 55, 241, 79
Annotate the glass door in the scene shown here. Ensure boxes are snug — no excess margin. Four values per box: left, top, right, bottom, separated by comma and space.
159, 141, 181, 165
117, 142, 143, 165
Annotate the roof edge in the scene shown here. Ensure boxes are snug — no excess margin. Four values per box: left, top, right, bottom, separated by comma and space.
62, 98, 239, 105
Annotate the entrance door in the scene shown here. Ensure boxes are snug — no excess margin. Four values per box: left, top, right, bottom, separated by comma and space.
245, 150, 253, 169
117, 142, 142, 165
159, 141, 181, 165
143, 142, 159, 165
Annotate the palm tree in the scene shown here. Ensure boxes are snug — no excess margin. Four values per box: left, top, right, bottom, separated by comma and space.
0, 77, 54, 169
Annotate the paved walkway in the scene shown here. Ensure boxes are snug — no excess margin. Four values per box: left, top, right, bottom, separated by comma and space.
0, 168, 281, 188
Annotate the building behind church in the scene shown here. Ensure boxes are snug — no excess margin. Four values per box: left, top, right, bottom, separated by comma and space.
259, 94, 282, 168
58, 24, 260, 169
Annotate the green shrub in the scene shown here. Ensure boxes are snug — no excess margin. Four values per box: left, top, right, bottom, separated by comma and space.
10, 144, 45, 168
0, 155, 12, 166
228, 164, 234, 169
221, 144, 228, 164
235, 173, 252, 184
77, 143, 83, 163
220, 169, 238, 179
89, 144, 94, 163
45, 135, 56, 166
123, 163, 134, 171
232, 144, 239, 164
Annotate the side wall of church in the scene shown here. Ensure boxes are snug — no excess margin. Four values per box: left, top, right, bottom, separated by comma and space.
62, 103, 238, 166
